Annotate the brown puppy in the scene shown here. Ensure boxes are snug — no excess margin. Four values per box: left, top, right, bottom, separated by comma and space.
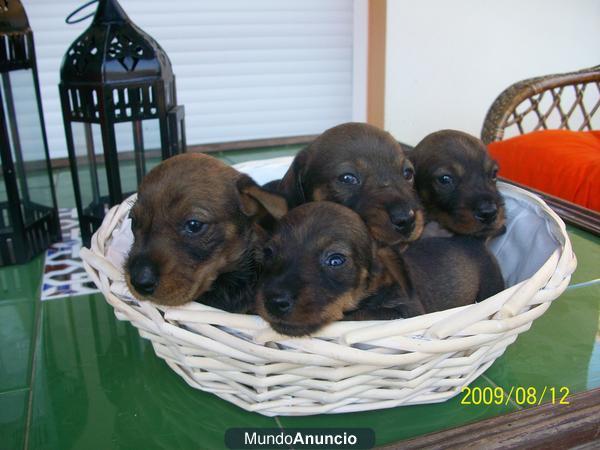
270, 122, 424, 245
256, 202, 504, 336
125, 153, 287, 311
409, 130, 506, 238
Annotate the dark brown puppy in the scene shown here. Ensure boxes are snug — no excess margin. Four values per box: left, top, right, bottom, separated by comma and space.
368, 235, 505, 320
256, 202, 504, 336
271, 122, 424, 245
125, 153, 287, 311
409, 130, 505, 238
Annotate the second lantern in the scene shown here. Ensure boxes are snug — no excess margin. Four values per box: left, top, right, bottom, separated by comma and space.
59, 0, 186, 245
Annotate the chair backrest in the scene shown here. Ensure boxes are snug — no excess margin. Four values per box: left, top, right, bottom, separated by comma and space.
481, 66, 600, 144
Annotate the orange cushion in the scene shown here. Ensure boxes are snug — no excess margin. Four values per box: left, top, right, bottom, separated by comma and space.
488, 130, 600, 211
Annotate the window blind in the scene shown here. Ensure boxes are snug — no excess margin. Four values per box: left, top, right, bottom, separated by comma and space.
24, 0, 356, 159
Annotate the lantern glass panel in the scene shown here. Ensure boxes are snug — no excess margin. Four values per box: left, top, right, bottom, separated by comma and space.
114, 118, 161, 194
70, 122, 109, 217
0, 160, 8, 230
0, 68, 54, 226
177, 116, 184, 153
141, 119, 162, 173
0, 159, 6, 203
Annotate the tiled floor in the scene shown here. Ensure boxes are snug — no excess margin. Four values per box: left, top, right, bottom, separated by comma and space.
0, 146, 599, 449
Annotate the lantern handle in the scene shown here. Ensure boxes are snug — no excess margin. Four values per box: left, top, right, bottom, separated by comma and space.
65, 0, 99, 24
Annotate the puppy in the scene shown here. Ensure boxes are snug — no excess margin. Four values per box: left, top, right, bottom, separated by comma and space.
256, 202, 504, 336
409, 130, 506, 238
125, 153, 287, 311
270, 122, 424, 245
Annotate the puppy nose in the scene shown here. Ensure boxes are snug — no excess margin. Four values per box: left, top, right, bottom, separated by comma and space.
474, 201, 498, 224
389, 208, 416, 234
266, 292, 294, 318
130, 264, 158, 295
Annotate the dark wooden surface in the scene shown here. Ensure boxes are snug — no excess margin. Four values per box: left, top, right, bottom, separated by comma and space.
382, 388, 600, 449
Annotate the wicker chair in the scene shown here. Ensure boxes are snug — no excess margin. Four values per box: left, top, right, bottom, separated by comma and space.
481, 65, 600, 235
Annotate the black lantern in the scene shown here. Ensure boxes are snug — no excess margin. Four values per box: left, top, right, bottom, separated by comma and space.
0, 0, 60, 265
59, 0, 186, 245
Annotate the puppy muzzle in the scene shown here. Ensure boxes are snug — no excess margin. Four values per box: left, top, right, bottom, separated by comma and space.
128, 258, 159, 297
265, 292, 294, 318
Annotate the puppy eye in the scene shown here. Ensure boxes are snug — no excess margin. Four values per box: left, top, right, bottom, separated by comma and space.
324, 253, 346, 267
263, 246, 274, 261
338, 173, 360, 185
183, 219, 206, 235
437, 174, 454, 185
403, 166, 414, 182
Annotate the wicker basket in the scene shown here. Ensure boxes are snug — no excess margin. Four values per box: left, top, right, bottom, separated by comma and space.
80, 157, 576, 417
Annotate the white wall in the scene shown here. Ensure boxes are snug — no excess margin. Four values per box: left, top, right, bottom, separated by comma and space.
384, 0, 600, 145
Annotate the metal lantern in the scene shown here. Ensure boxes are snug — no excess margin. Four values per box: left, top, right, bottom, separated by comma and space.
59, 0, 185, 245
0, 0, 60, 265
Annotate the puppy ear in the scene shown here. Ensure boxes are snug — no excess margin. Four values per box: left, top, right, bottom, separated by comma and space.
278, 147, 309, 207
237, 174, 288, 219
